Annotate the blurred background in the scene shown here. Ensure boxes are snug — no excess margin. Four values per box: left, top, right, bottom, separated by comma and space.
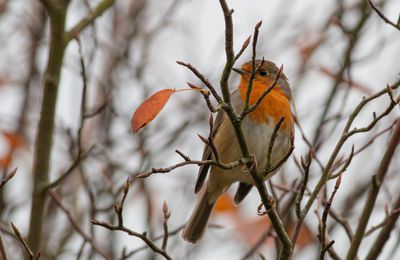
0, 0, 399, 259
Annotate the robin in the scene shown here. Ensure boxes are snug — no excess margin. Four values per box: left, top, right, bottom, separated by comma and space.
182, 59, 295, 243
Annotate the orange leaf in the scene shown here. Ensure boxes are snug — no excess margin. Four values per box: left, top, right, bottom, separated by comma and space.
235, 217, 272, 247
235, 218, 315, 249
288, 222, 315, 248
131, 89, 175, 133
2, 132, 24, 149
0, 153, 12, 169
214, 193, 237, 213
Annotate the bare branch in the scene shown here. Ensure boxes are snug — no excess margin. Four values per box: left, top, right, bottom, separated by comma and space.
302, 79, 400, 220
234, 35, 251, 61
176, 61, 222, 103
218, 0, 236, 105
49, 191, 110, 259
346, 119, 400, 260
187, 83, 218, 112
10, 222, 40, 260
137, 156, 250, 179
0, 168, 17, 189
242, 21, 263, 113
319, 175, 342, 259
0, 230, 8, 260
365, 192, 400, 259
162, 201, 171, 251
65, 0, 117, 42
368, 0, 400, 31
327, 208, 353, 241
122, 225, 185, 259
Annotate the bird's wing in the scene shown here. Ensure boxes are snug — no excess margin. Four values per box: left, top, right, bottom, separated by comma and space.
194, 110, 225, 193
233, 182, 253, 204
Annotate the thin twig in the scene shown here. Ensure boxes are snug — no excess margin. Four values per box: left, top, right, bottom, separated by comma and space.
364, 208, 400, 237
295, 152, 312, 218
91, 179, 172, 260
10, 222, 40, 260
0, 168, 17, 189
121, 225, 185, 259
137, 156, 251, 178
263, 143, 295, 176
218, 0, 235, 105
365, 191, 400, 260
234, 35, 251, 61
49, 191, 111, 260
330, 145, 354, 179
265, 117, 284, 172
91, 220, 172, 260
319, 175, 342, 259
176, 61, 222, 103
187, 82, 218, 112
242, 21, 263, 113
207, 114, 220, 161
0, 229, 8, 260
327, 208, 353, 241
161, 201, 170, 251
368, 0, 400, 31
47, 147, 93, 189
115, 178, 130, 227
65, 0, 117, 42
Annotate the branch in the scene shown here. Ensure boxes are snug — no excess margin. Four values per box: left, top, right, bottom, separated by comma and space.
91, 178, 172, 260
49, 191, 111, 259
10, 222, 40, 260
215, 2, 293, 258
46, 147, 93, 189
346, 119, 400, 260
122, 225, 185, 259
368, 0, 400, 31
187, 83, 218, 112
28, 1, 70, 250
263, 118, 295, 176
302, 80, 400, 220
0, 168, 17, 189
0, 229, 8, 260
295, 152, 312, 218
116, 178, 131, 227
329, 145, 354, 179
92, 220, 171, 260
218, 0, 235, 105
47, 40, 94, 190
364, 207, 399, 237
234, 35, 251, 61
176, 61, 222, 103
319, 175, 342, 260
312, 2, 371, 146
162, 201, 171, 251
242, 21, 262, 113
327, 208, 353, 241
137, 153, 250, 178
365, 191, 400, 260
65, 0, 117, 42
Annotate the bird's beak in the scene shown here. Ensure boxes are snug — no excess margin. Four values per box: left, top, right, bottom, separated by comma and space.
232, 67, 244, 75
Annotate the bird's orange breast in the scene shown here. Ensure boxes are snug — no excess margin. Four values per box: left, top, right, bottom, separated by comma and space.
239, 80, 293, 131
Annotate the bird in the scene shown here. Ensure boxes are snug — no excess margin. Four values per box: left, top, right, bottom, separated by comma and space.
182, 59, 295, 244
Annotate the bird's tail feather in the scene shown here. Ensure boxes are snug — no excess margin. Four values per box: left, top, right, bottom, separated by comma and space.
182, 190, 215, 243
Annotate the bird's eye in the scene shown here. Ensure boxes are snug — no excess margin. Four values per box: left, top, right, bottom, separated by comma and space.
259, 69, 268, 76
